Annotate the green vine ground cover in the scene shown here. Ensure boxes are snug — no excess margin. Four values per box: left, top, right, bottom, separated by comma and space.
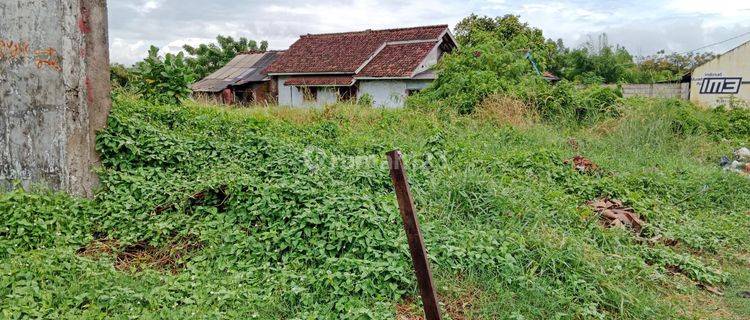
2, 94, 750, 319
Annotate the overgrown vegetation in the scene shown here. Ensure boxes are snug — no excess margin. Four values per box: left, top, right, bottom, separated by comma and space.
131, 46, 195, 104
454, 14, 714, 84
2, 91, 749, 318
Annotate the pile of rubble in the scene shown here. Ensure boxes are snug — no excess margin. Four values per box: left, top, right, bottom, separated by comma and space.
565, 155, 598, 173
721, 147, 750, 177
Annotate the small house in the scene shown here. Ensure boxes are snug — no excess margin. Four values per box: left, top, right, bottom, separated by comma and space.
264, 25, 457, 108
192, 50, 284, 105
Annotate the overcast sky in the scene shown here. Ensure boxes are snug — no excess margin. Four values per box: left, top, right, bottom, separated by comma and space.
109, 0, 750, 65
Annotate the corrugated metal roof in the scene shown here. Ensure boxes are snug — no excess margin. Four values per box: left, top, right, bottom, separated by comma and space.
235, 51, 284, 85
191, 51, 283, 92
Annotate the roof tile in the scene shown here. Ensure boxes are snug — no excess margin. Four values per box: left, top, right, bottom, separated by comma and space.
357, 41, 437, 78
265, 25, 447, 74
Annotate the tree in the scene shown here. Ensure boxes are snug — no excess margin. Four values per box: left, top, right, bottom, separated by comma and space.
554, 33, 636, 84
182, 35, 269, 79
453, 14, 557, 70
132, 46, 195, 104
411, 14, 559, 113
636, 51, 715, 78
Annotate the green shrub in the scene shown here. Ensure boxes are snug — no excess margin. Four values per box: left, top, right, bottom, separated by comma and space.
132, 46, 195, 105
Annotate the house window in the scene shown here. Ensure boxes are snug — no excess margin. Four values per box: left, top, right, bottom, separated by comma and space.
406, 89, 421, 96
337, 86, 357, 101
301, 87, 318, 102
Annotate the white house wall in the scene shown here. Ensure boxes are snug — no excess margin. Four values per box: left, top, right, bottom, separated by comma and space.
317, 88, 338, 105
690, 41, 750, 108
413, 45, 440, 75
358, 80, 432, 108
277, 76, 302, 107
277, 76, 338, 108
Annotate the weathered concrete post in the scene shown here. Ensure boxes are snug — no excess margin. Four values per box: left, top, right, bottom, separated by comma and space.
1, 0, 111, 197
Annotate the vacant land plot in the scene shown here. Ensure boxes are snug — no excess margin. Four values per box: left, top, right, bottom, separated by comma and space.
2, 94, 750, 319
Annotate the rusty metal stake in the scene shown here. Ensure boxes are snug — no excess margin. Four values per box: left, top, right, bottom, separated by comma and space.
386, 150, 442, 320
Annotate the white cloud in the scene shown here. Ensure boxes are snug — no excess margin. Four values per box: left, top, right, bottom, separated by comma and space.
110, 38, 148, 65
136, 0, 163, 14
666, 0, 750, 17
160, 37, 213, 55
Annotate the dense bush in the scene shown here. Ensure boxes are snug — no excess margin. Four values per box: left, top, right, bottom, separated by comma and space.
410, 16, 625, 118
666, 99, 750, 140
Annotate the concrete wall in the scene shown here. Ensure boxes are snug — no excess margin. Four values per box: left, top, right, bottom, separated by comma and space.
0, 0, 111, 197
358, 80, 432, 108
277, 77, 433, 108
690, 41, 750, 108
619, 83, 689, 100
580, 83, 689, 100
276, 77, 298, 106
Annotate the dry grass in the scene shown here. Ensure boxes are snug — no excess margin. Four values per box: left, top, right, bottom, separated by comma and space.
474, 94, 537, 127
78, 238, 203, 274
396, 282, 484, 320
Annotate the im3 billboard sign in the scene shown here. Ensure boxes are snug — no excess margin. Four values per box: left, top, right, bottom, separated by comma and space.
699, 77, 743, 94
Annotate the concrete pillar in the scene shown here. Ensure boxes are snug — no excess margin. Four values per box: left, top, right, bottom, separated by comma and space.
0, 0, 111, 197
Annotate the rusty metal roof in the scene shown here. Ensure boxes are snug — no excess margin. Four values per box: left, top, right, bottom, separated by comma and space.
191, 51, 283, 92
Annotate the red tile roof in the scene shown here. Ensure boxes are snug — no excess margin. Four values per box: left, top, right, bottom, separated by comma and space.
357, 41, 437, 78
265, 25, 448, 74
284, 75, 355, 86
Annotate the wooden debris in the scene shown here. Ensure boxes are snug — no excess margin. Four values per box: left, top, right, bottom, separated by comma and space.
699, 284, 724, 296
587, 198, 645, 233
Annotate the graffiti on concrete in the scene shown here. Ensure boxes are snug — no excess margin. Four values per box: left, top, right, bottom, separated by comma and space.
0, 39, 63, 72
33, 48, 63, 71
0, 39, 30, 63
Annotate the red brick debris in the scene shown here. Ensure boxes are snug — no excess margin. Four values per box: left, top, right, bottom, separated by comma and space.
564, 155, 599, 173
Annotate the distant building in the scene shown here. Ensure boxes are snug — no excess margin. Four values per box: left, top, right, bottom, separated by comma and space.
192, 51, 284, 105
264, 25, 457, 108
690, 40, 749, 108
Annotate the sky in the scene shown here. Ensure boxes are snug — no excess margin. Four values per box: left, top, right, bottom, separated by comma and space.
109, 0, 750, 65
